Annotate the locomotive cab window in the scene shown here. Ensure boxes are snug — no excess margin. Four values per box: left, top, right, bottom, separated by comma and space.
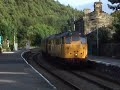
72, 36, 80, 41
56, 39, 61, 45
65, 37, 71, 44
80, 37, 87, 44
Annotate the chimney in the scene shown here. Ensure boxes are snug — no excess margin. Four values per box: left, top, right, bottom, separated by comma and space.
84, 8, 91, 15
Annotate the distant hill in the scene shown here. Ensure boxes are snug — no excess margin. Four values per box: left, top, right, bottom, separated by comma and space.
0, 0, 83, 47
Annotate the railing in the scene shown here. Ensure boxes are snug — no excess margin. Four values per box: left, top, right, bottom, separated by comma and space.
99, 43, 120, 58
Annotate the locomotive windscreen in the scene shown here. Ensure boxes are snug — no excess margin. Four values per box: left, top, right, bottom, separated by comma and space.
72, 36, 80, 41
65, 37, 71, 44
80, 37, 87, 44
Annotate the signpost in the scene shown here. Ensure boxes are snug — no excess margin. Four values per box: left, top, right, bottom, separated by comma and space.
26, 40, 30, 50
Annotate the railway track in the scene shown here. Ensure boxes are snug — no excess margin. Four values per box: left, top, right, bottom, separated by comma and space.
33, 53, 81, 90
83, 69, 120, 85
26, 52, 120, 90
69, 71, 120, 90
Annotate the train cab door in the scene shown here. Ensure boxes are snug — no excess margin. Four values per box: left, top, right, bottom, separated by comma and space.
64, 36, 72, 58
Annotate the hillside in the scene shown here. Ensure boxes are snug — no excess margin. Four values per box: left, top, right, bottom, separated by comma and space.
0, 0, 83, 47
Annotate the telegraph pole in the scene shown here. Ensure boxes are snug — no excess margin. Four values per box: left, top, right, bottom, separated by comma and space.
73, 16, 75, 31
13, 29, 18, 51
14, 30, 16, 50
96, 17, 99, 56
97, 24, 99, 56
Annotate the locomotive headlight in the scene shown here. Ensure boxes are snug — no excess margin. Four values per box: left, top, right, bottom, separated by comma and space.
75, 54, 78, 56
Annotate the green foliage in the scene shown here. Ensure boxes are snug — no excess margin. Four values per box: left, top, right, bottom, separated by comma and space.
87, 27, 111, 44
0, 0, 83, 47
111, 11, 120, 43
98, 28, 112, 43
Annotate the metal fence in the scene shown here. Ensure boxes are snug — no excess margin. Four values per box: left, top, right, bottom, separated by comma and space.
99, 43, 120, 58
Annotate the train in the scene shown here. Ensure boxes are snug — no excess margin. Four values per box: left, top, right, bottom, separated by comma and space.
41, 31, 88, 64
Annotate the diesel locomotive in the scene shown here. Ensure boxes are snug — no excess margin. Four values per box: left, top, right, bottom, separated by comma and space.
41, 31, 88, 63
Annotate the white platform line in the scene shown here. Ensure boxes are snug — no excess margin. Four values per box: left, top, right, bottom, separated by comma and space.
89, 59, 120, 67
21, 51, 56, 89
2, 52, 15, 54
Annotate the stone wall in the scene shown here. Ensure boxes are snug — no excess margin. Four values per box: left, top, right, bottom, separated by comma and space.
83, 1, 113, 34
75, 1, 113, 35
84, 12, 113, 34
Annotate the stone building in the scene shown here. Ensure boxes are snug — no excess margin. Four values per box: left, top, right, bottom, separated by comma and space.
75, 0, 113, 35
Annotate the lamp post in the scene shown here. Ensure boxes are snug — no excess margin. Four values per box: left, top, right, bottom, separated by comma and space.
96, 17, 99, 56
73, 15, 75, 31
14, 29, 16, 50
97, 24, 99, 56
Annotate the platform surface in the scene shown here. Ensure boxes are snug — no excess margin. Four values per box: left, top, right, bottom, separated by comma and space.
0, 50, 56, 90
88, 55, 120, 66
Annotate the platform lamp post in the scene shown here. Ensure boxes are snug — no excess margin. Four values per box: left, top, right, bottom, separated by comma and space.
97, 24, 99, 56
96, 17, 99, 56
73, 15, 76, 31
13, 28, 18, 51
10, 14, 17, 51
13, 29, 15, 50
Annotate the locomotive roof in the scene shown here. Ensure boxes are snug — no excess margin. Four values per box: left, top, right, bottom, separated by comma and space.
46, 31, 86, 40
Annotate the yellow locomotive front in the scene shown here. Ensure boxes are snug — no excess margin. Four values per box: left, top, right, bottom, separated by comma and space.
41, 31, 88, 64
63, 34, 87, 62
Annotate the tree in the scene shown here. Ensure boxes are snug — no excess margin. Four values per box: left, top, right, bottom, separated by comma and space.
0, 0, 83, 48
108, 0, 120, 10
112, 15, 120, 42
87, 27, 111, 44
108, 0, 120, 42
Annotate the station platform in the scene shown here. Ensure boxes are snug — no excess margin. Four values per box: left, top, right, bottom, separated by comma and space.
88, 55, 120, 67
0, 50, 56, 90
